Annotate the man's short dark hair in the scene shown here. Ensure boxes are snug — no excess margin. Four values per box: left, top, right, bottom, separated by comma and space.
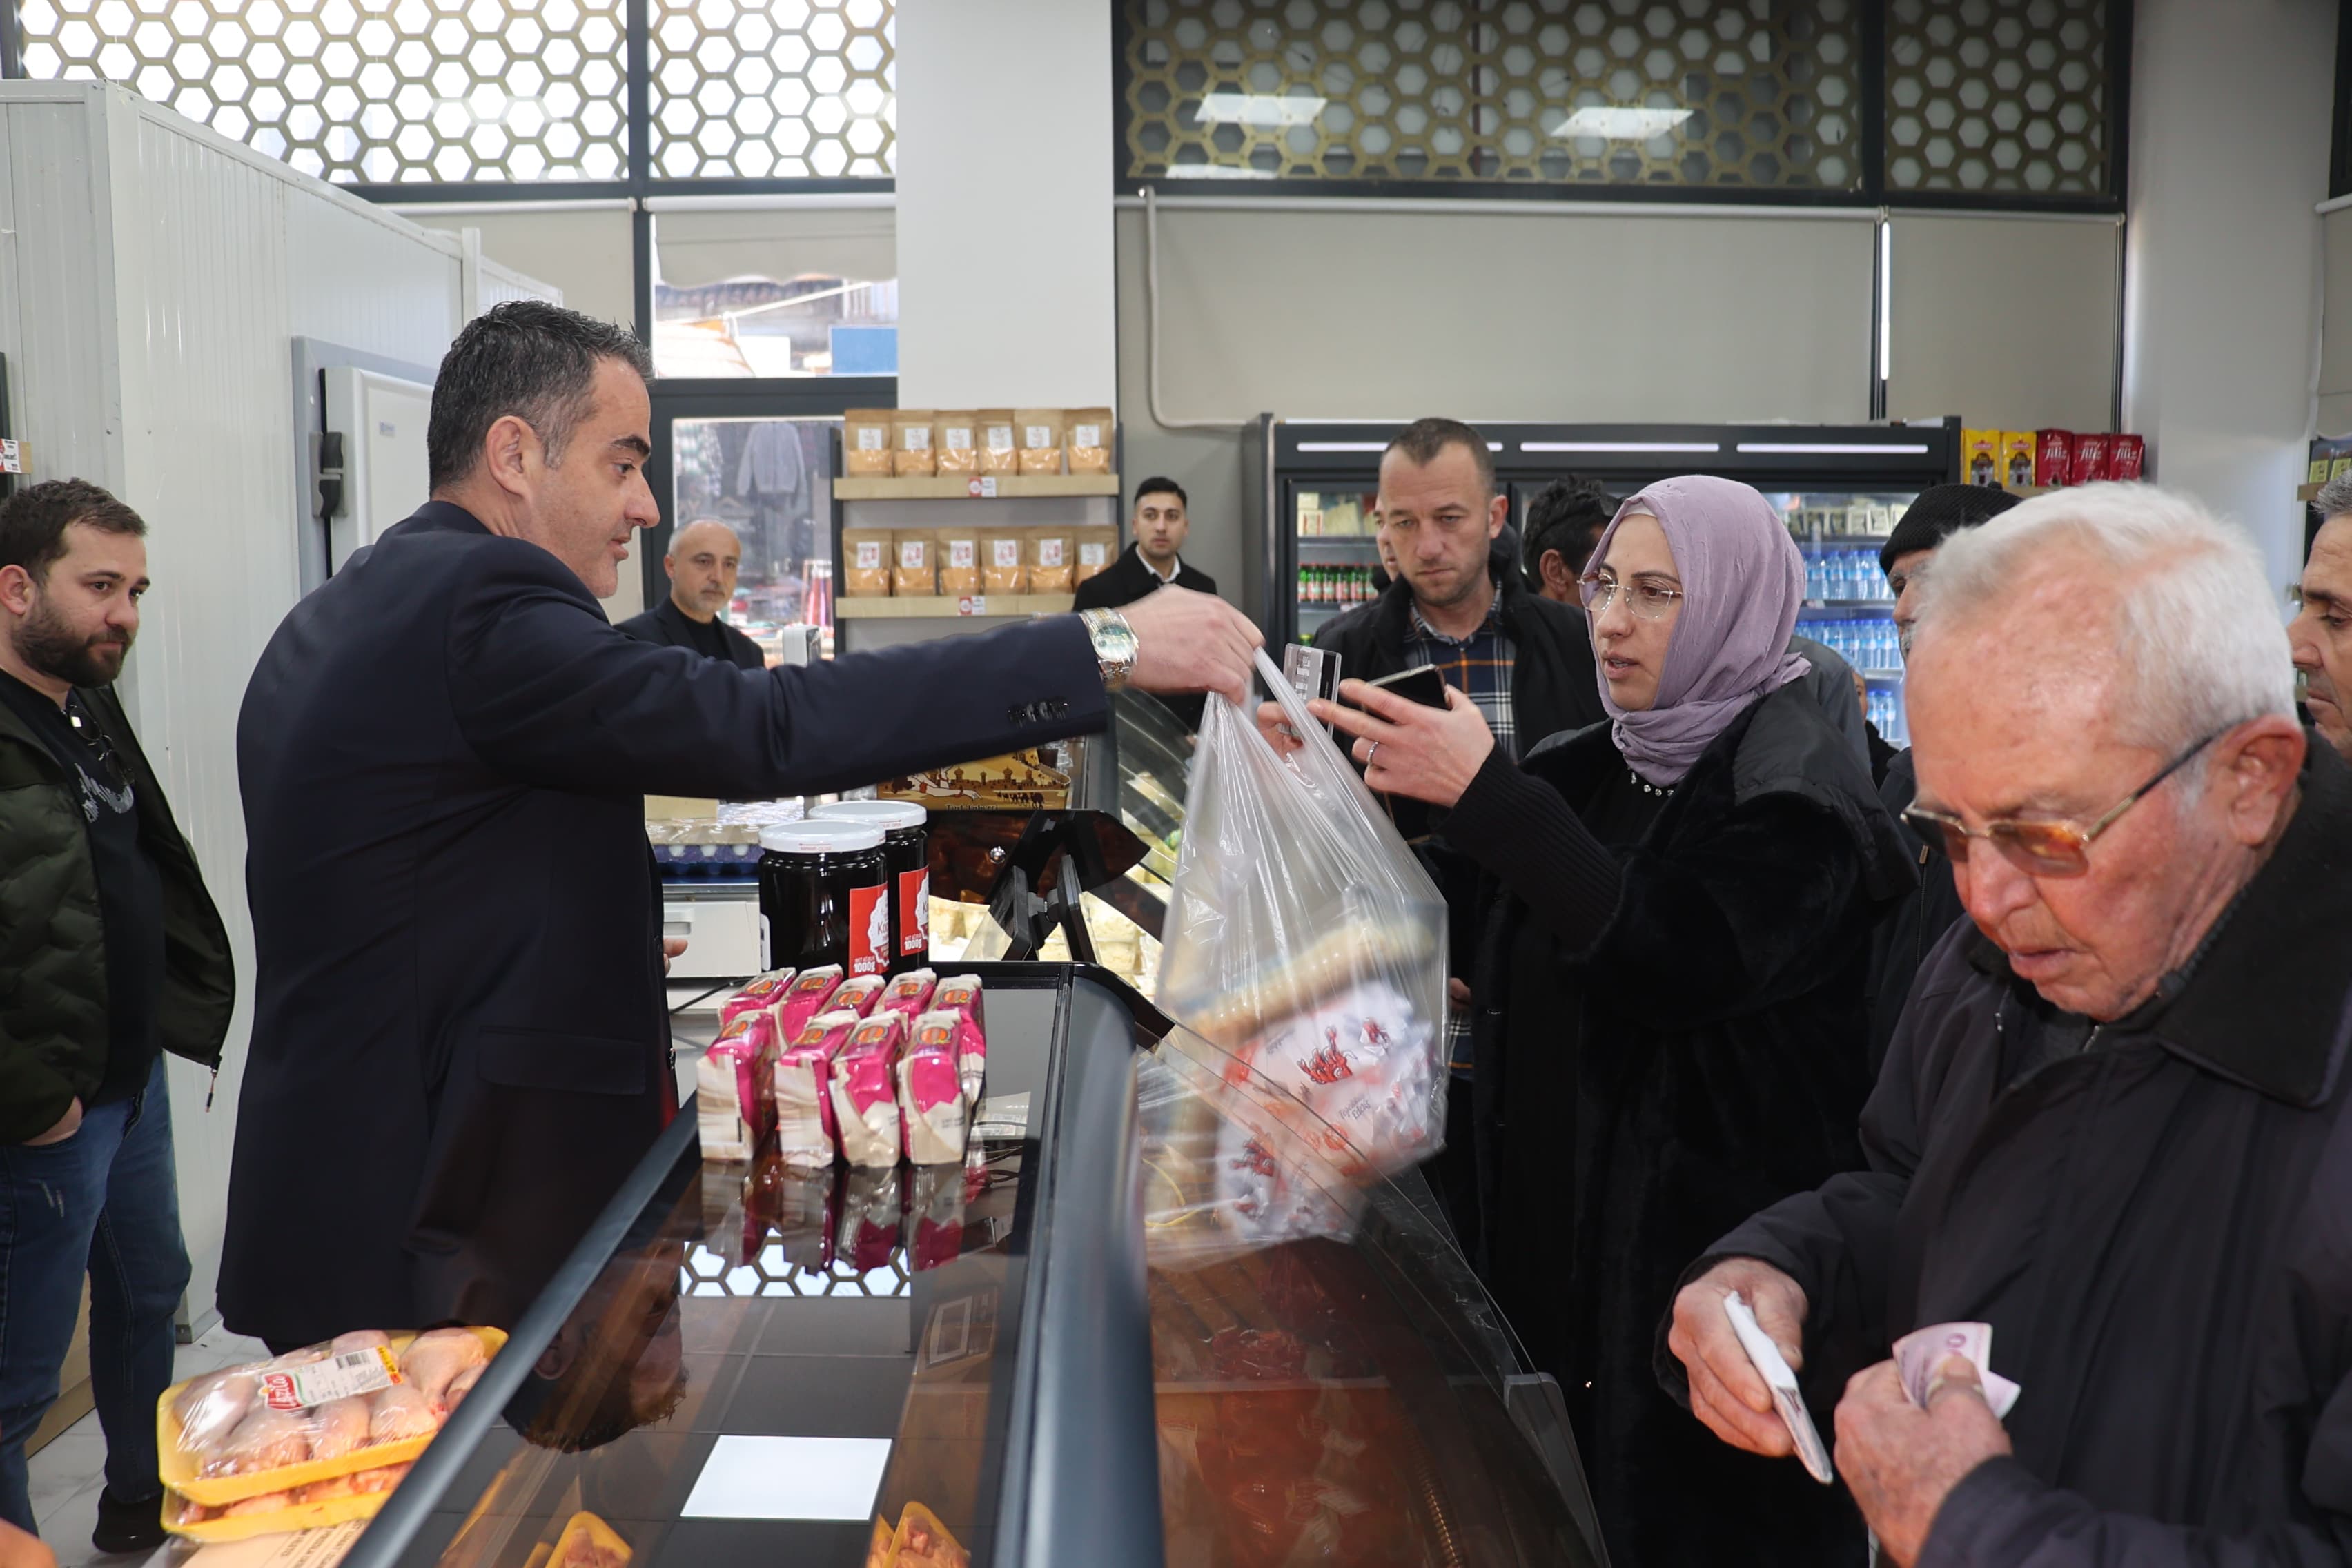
1135, 476, 1187, 510
0, 478, 148, 582
426, 300, 654, 491
1521, 476, 1619, 587
1384, 418, 1495, 499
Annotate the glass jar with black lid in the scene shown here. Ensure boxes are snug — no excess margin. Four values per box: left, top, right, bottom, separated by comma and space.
758, 820, 888, 979
812, 799, 931, 974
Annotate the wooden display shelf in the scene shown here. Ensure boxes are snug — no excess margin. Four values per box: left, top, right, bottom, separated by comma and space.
836, 594, 1076, 619
832, 474, 1121, 500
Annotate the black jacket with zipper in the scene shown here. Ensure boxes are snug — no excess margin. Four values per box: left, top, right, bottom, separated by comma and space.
1865, 747, 1966, 1072
0, 680, 235, 1142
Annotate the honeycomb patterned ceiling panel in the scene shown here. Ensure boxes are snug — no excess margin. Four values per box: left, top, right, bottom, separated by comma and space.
16, 0, 628, 183
1122, 0, 1865, 191
649, 0, 894, 179
1884, 0, 2108, 195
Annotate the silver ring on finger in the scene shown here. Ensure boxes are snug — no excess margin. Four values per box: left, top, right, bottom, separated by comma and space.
1366, 741, 1381, 766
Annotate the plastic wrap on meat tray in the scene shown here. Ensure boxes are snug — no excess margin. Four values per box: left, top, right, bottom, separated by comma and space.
773, 1010, 860, 1169
1155, 651, 1448, 1186
774, 964, 847, 1039
899, 1012, 970, 1165
697, 1009, 778, 1163
930, 974, 988, 1103
829, 1012, 908, 1168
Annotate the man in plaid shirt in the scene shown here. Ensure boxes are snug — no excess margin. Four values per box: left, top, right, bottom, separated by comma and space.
1308, 419, 1606, 1263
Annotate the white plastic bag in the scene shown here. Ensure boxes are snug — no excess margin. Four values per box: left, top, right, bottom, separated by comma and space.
1157, 650, 1449, 1190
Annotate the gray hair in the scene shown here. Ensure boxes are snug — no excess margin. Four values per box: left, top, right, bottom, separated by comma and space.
1914, 482, 2295, 771
2316, 470, 2352, 522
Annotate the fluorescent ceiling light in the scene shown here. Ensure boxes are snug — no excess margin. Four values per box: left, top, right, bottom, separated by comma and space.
1736, 442, 1931, 455
1294, 441, 1505, 453
682, 1435, 893, 1520
1164, 162, 1282, 180
1551, 107, 1694, 140
1520, 441, 1721, 453
1195, 92, 1327, 127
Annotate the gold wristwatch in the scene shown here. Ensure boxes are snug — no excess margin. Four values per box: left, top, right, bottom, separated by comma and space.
1079, 608, 1140, 692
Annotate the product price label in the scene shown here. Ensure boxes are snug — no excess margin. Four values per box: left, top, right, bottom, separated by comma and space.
849, 885, 888, 977
956, 596, 989, 616
966, 476, 999, 498
260, 1346, 400, 1411
899, 869, 930, 955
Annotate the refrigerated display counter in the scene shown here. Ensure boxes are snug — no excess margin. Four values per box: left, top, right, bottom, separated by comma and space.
337, 963, 1605, 1568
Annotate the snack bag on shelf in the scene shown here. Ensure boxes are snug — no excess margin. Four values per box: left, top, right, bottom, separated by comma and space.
981, 529, 1028, 594
831, 973, 888, 1016
2034, 429, 2072, 488
977, 409, 1018, 476
1073, 524, 1119, 585
937, 529, 981, 596
774, 1009, 861, 1167
892, 531, 938, 597
934, 411, 978, 476
892, 411, 937, 478
1016, 409, 1064, 475
698, 1008, 778, 1163
775, 964, 847, 1038
899, 1012, 970, 1165
2108, 433, 2146, 481
1028, 531, 1075, 594
2001, 432, 2036, 492
2069, 433, 2111, 485
1961, 429, 2001, 487
1065, 406, 1113, 475
830, 1013, 910, 1168
720, 968, 795, 1027
929, 975, 988, 1101
1156, 651, 1447, 1196
879, 968, 939, 1024
841, 529, 893, 597
844, 411, 894, 478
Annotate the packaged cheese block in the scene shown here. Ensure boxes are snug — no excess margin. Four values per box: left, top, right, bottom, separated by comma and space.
1029, 530, 1075, 594
844, 410, 894, 478
899, 1012, 970, 1165
774, 1009, 861, 1168
1065, 406, 1113, 475
774, 964, 846, 1039
930, 974, 988, 1103
977, 408, 1018, 475
719, 968, 795, 1027
981, 529, 1029, 594
1073, 524, 1119, 585
892, 411, 937, 478
892, 530, 938, 596
841, 528, 893, 597
937, 529, 981, 596
879, 968, 939, 1024
934, 411, 978, 475
830, 1013, 908, 1168
830, 973, 888, 1017
1016, 407, 1064, 475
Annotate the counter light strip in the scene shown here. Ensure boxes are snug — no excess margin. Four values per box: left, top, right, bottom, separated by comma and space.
1736, 442, 1932, 455
1518, 441, 1722, 453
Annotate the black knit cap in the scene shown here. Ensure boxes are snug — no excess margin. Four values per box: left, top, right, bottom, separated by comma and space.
1880, 483, 2025, 574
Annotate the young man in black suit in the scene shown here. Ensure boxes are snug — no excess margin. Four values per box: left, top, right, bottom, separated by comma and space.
1073, 477, 1216, 612
616, 517, 765, 669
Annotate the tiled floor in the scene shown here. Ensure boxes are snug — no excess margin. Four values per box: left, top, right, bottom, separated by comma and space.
26, 1325, 272, 1568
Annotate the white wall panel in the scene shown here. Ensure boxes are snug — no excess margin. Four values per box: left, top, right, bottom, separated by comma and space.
0, 91, 127, 491
284, 195, 462, 360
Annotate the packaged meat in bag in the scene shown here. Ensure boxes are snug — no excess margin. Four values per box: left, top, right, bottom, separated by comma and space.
877, 967, 938, 1024
899, 1012, 970, 1165
829, 974, 887, 1018
829, 1013, 908, 1168
719, 968, 795, 1027
774, 1010, 861, 1168
697, 1009, 778, 1163
930, 975, 988, 1102
774, 964, 845, 1039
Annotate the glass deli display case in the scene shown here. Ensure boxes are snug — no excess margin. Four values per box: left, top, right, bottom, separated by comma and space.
339, 966, 1605, 1568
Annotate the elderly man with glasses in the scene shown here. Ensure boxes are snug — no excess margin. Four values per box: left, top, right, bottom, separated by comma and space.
1660, 482, 2352, 1567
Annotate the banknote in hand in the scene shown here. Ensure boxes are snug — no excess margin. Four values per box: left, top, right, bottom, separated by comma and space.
1894, 1322, 2020, 1420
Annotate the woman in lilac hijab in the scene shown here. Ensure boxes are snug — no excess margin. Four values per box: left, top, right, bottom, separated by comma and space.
1302, 475, 1912, 1568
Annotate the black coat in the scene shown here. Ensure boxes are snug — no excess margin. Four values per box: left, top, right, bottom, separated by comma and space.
1069, 542, 1215, 612
1864, 747, 1966, 1073
615, 595, 767, 670
226, 502, 1107, 1346
1674, 740, 2352, 1567
1441, 679, 1914, 1568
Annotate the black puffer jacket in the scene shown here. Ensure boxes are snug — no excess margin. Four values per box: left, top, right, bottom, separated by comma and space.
1865, 747, 1967, 1072
0, 683, 235, 1141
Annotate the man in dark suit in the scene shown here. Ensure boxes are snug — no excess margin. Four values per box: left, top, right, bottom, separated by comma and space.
224, 302, 1258, 1348
1073, 476, 1217, 613
616, 517, 764, 669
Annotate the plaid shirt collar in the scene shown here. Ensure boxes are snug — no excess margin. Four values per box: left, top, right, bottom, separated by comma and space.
1403, 594, 1518, 763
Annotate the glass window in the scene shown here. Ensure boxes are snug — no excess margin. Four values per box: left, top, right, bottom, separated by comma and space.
649, 0, 896, 179
653, 209, 897, 377
1883, 0, 2112, 197
667, 417, 837, 656
17, 0, 628, 183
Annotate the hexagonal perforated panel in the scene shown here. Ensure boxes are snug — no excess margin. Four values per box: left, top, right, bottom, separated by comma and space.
683, 1240, 912, 1297
1122, 0, 1863, 191
1884, 0, 2109, 195
649, 0, 894, 179
17, 0, 627, 183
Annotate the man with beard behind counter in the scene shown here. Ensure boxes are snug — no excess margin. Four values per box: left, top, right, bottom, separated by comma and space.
224, 302, 1260, 1350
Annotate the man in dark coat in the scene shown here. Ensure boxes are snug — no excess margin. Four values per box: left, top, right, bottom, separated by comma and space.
616, 517, 765, 669
1665, 485, 2346, 1567
224, 302, 1259, 1349
1075, 478, 1215, 732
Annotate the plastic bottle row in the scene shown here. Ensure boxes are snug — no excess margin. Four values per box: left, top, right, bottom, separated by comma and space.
1299, 565, 1378, 607
1867, 689, 1908, 746
1798, 617, 1903, 675
1806, 548, 1892, 603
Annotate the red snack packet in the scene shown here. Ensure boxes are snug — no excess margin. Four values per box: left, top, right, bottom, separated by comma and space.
930, 976, 988, 1102
878, 968, 939, 1026
830, 1013, 908, 1168
2108, 433, 2145, 480
2068, 433, 2110, 486
774, 965, 845, 1039
2033, 429, 2072, 488
698, 1009, 778, 1160
720, 968, 796, 1028
899, 1013, 969, 1165
829, 974, 888, 1019
774, 1010, 860, 1168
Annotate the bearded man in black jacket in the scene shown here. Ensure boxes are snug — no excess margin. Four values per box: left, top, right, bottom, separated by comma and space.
1665, 483, 2352, 1568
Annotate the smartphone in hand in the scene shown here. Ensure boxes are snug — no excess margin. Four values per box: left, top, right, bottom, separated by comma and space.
1362, 664, 1448, 710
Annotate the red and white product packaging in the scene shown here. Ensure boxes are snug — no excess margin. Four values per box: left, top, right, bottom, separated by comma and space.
930, 975, 989, 1103
2033, 430, 2072, 488
773, 1010, 860, 1168
697, 1010, 778, 1162
899, 1012, 971, 1165
1221, 979, 1440, 1184
2108, 433, 2146, 480
878, 968, 938, 1026
830, 1013, 909, 1168
774, 965, 845, 1039
2068, 433, 2111, 486
848, 880, 890, 978
829, 974, 887, 1019
719, 968, 795, 1028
